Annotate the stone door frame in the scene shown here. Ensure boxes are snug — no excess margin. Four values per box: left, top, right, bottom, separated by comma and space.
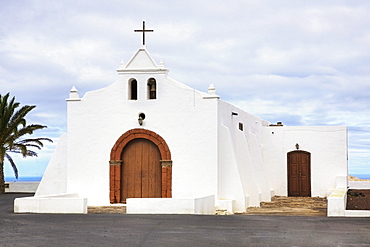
287, 150, 311, 197
110, 128, 172, 203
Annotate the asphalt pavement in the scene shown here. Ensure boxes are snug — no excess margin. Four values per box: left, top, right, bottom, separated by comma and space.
1, 193, 370, 246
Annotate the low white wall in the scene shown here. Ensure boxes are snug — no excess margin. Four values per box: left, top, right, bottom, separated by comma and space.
327, 188, 347, 217
5, 182, 39, 193
126, 195, 215, 214
344, 210, 370, 217
217, 200, 235, 214
327, 176, 347, 217
14, 193, 87, 214
348, 181, 370, 189
194, 196, 216, 214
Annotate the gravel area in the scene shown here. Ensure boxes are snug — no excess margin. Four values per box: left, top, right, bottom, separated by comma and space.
347, 189, 370, 210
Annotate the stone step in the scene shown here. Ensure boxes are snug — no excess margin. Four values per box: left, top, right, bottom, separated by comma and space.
215, 208, 231, 215
261, 197, 326, 207
245, 196, 327, 216
88, 206, 126, 214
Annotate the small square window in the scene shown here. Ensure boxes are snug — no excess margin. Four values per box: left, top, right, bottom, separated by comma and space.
239, 122, 243, 131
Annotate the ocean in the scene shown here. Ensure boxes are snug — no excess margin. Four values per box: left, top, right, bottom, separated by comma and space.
4, 174, 370, 182
350, 174, 370, 180
5, 176, 42, 182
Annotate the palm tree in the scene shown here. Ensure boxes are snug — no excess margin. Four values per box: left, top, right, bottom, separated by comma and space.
0, 93, 52, 193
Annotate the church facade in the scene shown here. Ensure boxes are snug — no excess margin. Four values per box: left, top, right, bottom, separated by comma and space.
14, 45, 348, 214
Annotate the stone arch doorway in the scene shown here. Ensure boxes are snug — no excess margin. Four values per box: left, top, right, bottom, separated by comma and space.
287, 150, 311, 197
110, 129, 172, 203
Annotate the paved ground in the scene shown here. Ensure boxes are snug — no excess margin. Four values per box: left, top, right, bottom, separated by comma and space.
2, 194, 370, 246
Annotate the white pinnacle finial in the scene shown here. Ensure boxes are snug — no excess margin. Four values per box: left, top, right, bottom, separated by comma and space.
159, 59, 165, 68
208, 84, 216, 95
119, 60, 125, 69
203, 83, 220, 99
69, 86, 80, 99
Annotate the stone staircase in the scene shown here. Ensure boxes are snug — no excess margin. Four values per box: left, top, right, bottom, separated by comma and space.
88, 206, 126, 214
245, 196, 327, 216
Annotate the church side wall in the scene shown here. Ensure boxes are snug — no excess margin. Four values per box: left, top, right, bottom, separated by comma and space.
262, 126, 348, 197
218, 125, 248, 211
217, 100, 272, 211
65, 74, 219, 205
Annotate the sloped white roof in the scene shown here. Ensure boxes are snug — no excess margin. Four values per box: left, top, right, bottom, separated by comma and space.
117, 46, 168, 74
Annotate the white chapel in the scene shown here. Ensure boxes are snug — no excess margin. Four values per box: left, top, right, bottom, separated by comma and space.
14, 24, 349, 215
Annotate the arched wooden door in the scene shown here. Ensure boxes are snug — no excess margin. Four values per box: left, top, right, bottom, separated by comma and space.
287, 151, 311, 197
121, 138, 162, 203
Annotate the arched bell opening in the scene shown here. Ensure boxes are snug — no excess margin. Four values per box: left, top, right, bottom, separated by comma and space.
147, 78, 156, 100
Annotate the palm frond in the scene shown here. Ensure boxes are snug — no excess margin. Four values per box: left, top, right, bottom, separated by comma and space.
9, 105, 35, 129
18, 137, 53, 147
26, 150, 38, 157
15, 124, 48, 137
0, 94, 20, 134
5, 153, 18, 179
8, 147, 38, 157
14, 143, 42, 150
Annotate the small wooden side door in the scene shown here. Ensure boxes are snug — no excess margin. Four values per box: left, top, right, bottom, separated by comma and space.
121, 138, 162, 203
287, 151, 311, 197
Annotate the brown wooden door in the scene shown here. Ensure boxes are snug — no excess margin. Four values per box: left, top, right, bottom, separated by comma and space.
287, 151, 311, 197
121, 138, 162, 203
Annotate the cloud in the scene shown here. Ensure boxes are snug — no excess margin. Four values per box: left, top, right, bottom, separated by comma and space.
1, 0, 370, 177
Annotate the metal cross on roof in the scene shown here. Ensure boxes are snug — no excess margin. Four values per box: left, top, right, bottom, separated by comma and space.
134, 21, 153, 46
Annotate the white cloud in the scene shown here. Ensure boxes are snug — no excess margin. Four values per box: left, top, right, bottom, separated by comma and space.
1, 0, 370, 177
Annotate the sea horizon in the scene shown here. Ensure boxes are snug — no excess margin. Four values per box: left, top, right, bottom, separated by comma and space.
5, 176, 42, 182
5, 174, 370, 182
350, 174, 370, 180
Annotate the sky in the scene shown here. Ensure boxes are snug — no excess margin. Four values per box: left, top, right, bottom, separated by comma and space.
1, 0, 370, 179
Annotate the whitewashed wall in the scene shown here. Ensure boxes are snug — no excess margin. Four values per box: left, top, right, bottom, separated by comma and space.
59, 48, 220, 205
262, 126, 348, 197
36, 133, 68, 196
217, 100, 272, 211
34, 47, 348, 213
